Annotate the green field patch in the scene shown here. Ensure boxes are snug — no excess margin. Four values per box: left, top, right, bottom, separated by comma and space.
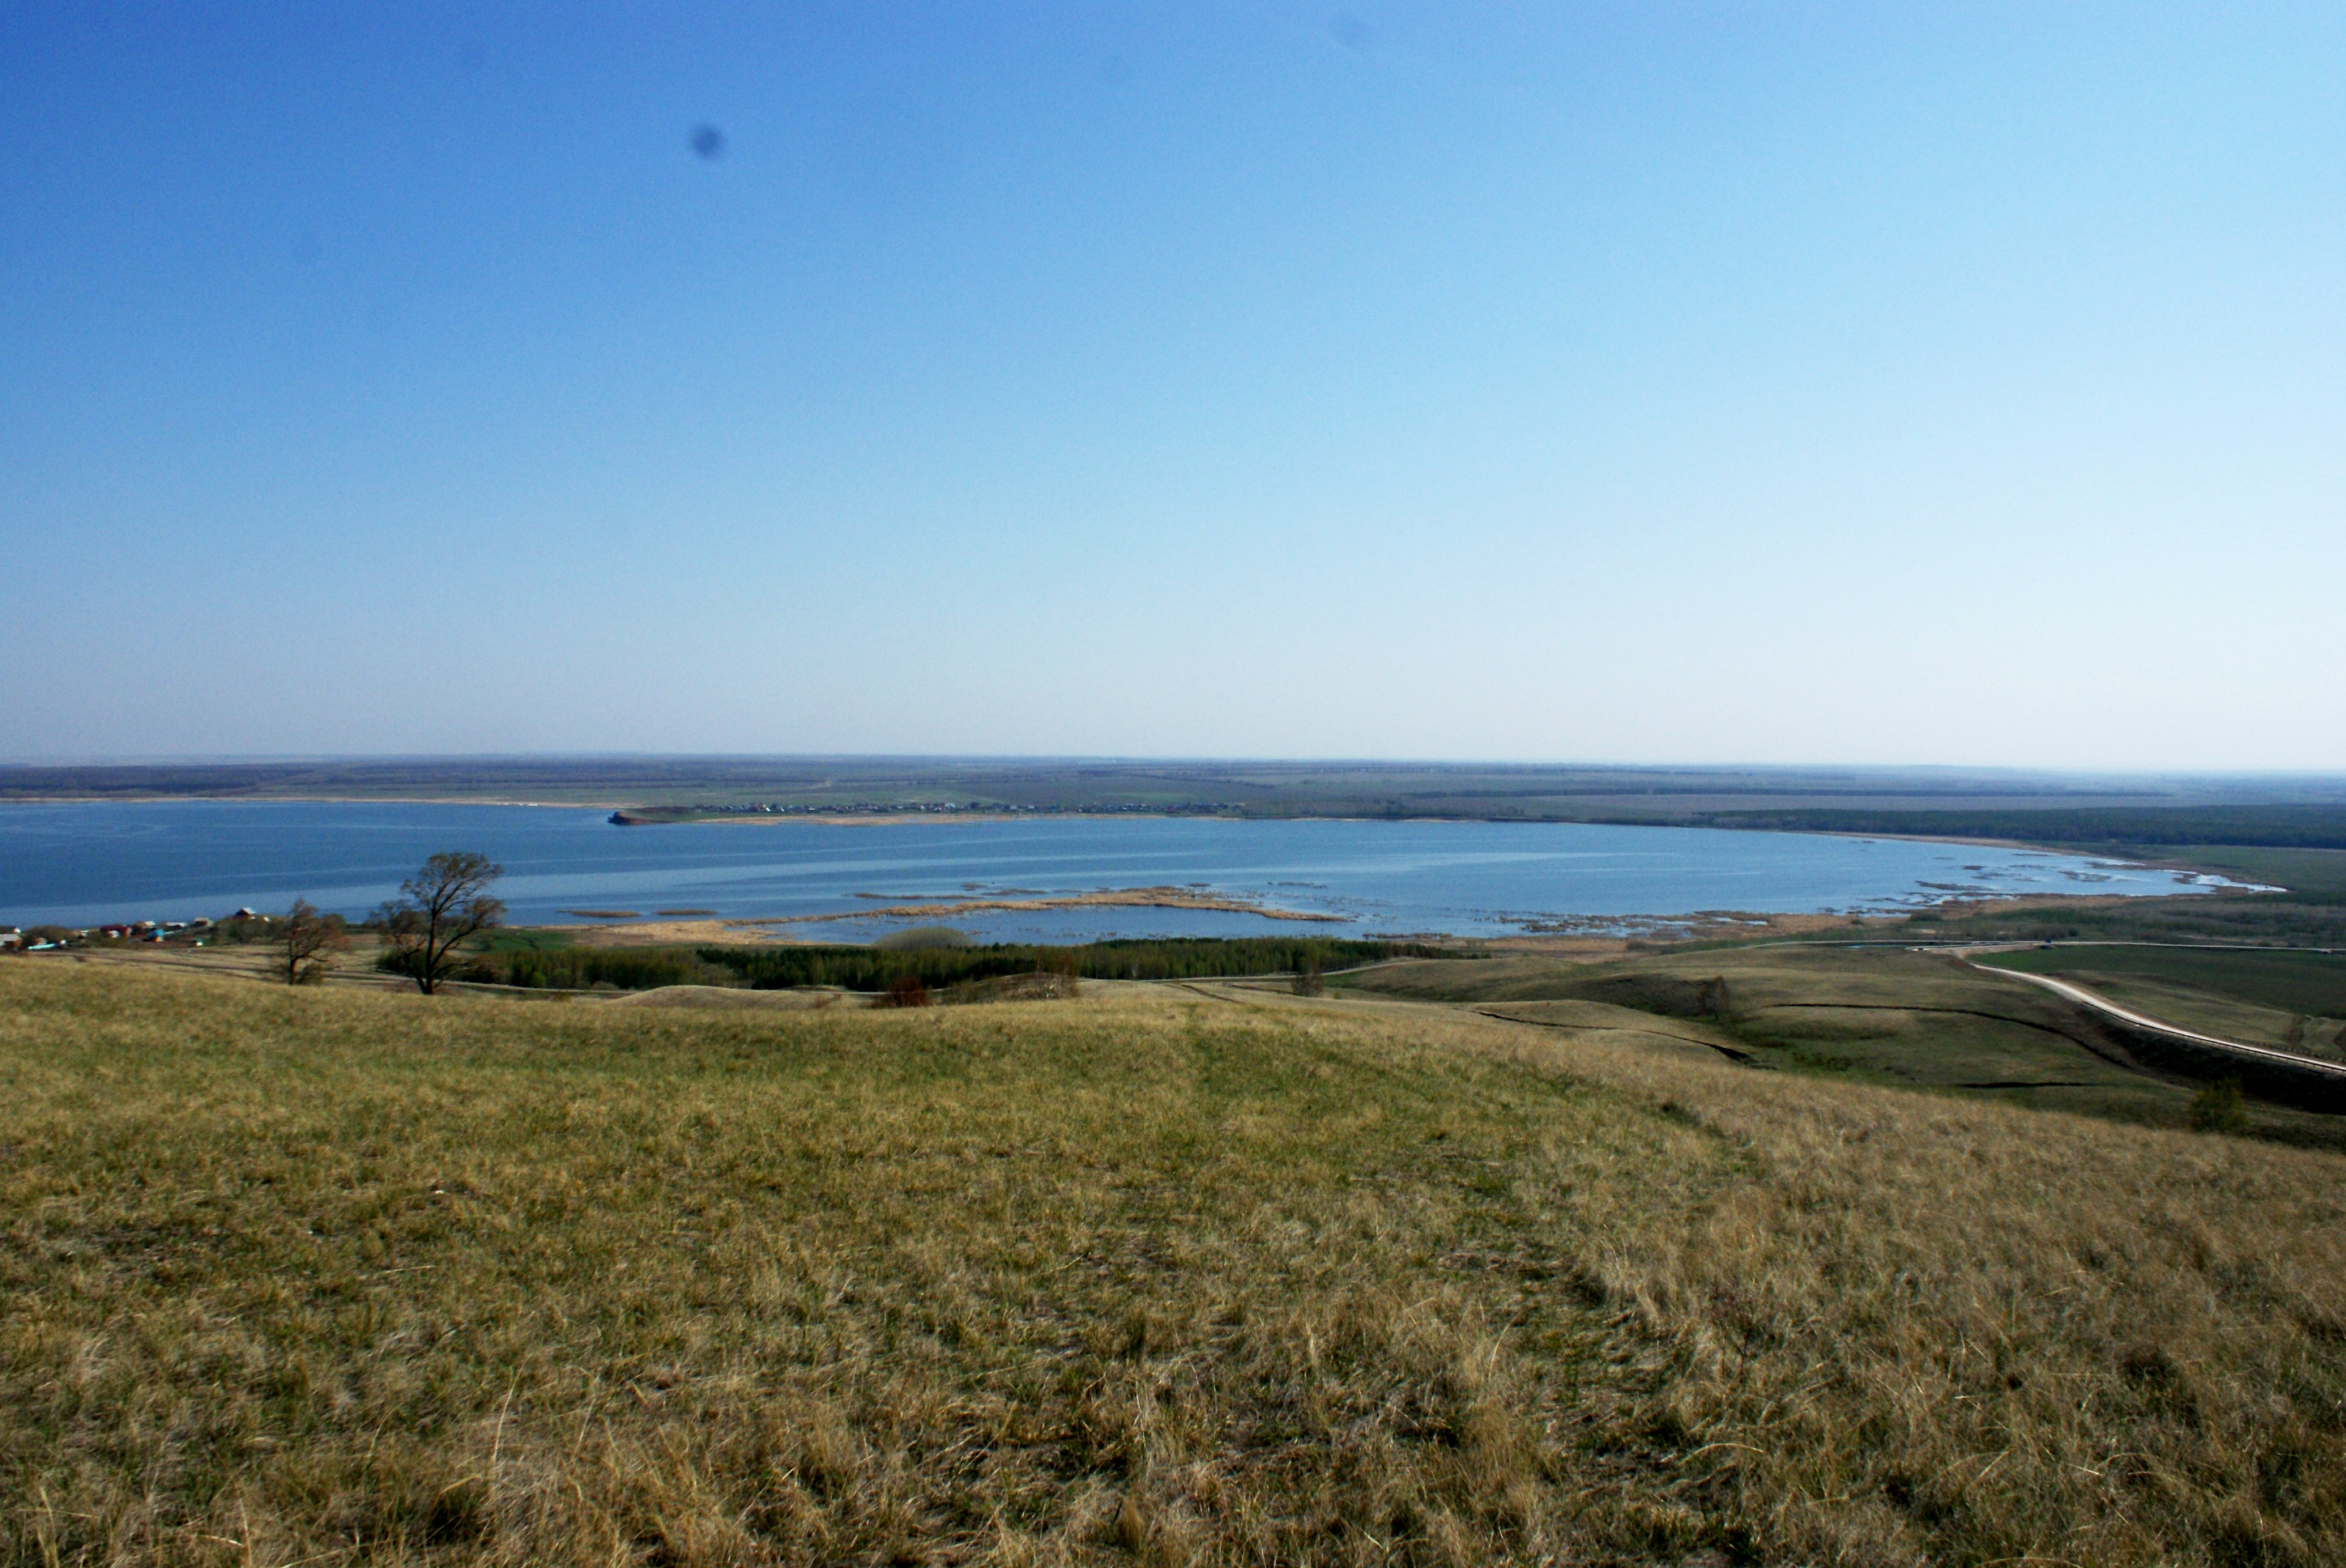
1983, 944, 2346, 1017
2155, 845, 2346, 902
471, 927, 579, 953
1346, 944, 2346, 1144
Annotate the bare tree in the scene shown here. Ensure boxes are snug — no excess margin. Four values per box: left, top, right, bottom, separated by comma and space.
1292, 954, 1324, 997
376, 852, 505, 995
279, 898, 348, 985
877, 974, 932, 1008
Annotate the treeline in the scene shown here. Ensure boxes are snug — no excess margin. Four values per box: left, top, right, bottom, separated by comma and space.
375, 947, 722, 990
1696, 804, 2346, 852
702, 937, 1461, 992
362, 936, 1463, 993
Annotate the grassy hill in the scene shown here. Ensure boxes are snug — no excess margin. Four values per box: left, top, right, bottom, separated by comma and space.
5, 961, 2344, 1565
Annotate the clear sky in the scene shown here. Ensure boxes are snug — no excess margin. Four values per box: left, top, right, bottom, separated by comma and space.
4, 3, 2340, 768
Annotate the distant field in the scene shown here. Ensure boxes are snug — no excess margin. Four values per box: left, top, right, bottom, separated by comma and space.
5, 961, 2344, 1565
1340, 946, 2346, 1146
1876, 845, 2346, 951
2154, 845, 2346, 902
1696, 804, 2346, 850
9, 756, 2338, 825
1976, 945, 2346, 1061
1979, 944, 2346, 1018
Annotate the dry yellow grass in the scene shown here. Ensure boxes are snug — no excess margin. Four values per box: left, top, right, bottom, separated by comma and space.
2, 960, 2342, 1565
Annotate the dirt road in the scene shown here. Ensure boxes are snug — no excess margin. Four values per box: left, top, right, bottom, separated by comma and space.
1975, 964, 2346, 1081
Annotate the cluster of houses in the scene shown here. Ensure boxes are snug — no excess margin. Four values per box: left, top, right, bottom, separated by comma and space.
1, 910, 262, 952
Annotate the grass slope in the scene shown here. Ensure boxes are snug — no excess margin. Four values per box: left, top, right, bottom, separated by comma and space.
5, 963, 2345, 1565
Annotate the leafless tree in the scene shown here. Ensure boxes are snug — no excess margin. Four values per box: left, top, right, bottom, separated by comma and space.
279, 898, 348, 985
375, 851, 505, 995
1292, 955, 1324, 997
877, 974, 932, 1008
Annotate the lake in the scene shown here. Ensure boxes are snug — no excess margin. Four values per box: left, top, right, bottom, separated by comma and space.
0, 801, 2237, 940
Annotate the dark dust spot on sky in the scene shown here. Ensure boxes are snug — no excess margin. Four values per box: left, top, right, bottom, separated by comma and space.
1330, 12, 1373, 49
690, 124, 724, 160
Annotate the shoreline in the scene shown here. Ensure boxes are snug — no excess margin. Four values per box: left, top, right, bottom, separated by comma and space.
3, 803, 2274, 935
0, 793, 2275, 855
561, 888, 2199, 951
571, 888, 1347, 947
8, 880, 2246, 952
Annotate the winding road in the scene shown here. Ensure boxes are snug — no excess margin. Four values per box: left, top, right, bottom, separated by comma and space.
1973, 963, 2346, 1082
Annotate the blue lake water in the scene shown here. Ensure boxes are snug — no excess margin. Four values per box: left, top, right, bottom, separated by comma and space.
0, 802, 2234, 940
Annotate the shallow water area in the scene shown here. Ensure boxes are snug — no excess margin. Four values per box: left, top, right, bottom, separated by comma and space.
0, 802, 2241, 940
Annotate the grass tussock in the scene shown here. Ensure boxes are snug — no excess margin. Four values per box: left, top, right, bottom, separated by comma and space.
3, 961, 2344, 1565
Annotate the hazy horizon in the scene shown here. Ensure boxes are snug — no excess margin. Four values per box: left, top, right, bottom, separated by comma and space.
6, 5, 2340, 769
8, 751, 2346, 790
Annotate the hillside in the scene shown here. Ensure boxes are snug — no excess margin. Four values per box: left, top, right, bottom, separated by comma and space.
4, 962, 2344, 1565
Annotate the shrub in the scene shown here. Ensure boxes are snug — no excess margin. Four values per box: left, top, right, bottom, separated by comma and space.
1292, 957, 1324, 997
941, 971, 1078, 1005
2190, 1079, 2248, 1135
875, 926, 970, 951
1695, 976, 1734, 1019
877, 975, 932, 1008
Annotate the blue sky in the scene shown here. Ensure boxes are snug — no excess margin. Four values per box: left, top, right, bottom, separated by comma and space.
4, 3, 2340, 767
